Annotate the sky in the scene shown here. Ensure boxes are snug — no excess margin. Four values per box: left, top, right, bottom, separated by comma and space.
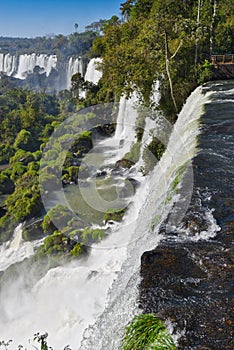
0, 0, 122, 38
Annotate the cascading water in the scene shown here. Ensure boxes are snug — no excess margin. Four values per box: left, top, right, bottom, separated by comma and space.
0, 224, 43, 272
84, 58, 102, 84
0, 53, 85, 91
66, 57, 83, 89
100, 92, 139, 164
0, 53, 17, 76
15, 53, 57, 79
79, 84, 210, 350
140, 81, 234, 349
0, 82, 232, 350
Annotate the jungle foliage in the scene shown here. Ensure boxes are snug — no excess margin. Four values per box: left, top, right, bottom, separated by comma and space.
92, 0, 234, 121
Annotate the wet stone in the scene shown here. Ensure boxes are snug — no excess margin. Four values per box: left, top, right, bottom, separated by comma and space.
140, 241, 234, 350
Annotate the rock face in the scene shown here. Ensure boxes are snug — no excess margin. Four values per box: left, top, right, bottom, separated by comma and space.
140, 241, 233, 350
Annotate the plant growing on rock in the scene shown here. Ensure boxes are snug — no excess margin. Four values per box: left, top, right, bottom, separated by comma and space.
122, 313, 177, 350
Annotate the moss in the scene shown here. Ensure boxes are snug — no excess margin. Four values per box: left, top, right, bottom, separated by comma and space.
70, 130, 93, 156
0, 214, 18, 243
36, 230, 86, 260
103, 207, 126, 224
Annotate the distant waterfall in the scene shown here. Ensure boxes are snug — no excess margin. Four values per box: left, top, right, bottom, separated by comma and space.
66, 56, 83, 89
84, 58, 102, 84
15, 54, 57, 79
0, 53, 86, 91
0, 53, 17, 76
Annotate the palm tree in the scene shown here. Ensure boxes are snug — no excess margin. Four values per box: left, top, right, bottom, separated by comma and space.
74, 23, 78, 33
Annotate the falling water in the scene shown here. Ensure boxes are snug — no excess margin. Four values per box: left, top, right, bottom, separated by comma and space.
66, 57, 83, 89
84, 58, 102, 84
15, 53, 57, 79
0, 84, 225, 349
0, 224, 43, 273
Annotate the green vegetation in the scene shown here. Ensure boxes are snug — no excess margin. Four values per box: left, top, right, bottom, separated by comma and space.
103, 207, 126, 224
122, 313, 177, 350
0, 31, 98, 58
81, 227, 107, 244
91, 0, 234, 121
142, 138, 166, 175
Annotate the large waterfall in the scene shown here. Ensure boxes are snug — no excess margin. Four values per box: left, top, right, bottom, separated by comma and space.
0, 81, 233, 349
0, 53, 85, 91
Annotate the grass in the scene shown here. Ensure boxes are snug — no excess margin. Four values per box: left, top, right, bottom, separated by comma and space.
121, 314, 177, 350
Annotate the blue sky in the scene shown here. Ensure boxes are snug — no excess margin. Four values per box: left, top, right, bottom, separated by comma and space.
0, 0, 122, 38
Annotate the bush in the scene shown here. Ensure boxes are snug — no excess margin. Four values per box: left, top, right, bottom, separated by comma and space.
42, 205, 73, 233
81, 227, 106, 244
103, 207, 126, 224
122, 314, 177, 350
0, 172, 14, 194
0, 144, 15, 164
10, 149, 35, 166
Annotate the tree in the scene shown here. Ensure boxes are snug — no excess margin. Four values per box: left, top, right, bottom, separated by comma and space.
13, 129, 35, 151
85, 19, 107, 33
120, 0, 135, 22
74, 23, 78, 33
71, 72, 85, 99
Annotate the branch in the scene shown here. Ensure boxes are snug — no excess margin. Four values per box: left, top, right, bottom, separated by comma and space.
170, 40, 183, 60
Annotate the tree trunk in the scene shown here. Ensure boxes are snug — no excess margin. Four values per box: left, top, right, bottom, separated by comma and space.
164, 31, 178, 113
195, 0, 201, 67
210, 0, 218, 55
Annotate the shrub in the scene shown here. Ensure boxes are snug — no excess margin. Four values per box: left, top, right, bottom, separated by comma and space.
103, 207, 126, 224
42, 205, 73, 233
81, 227, 106, 244
122, 314, 177, 350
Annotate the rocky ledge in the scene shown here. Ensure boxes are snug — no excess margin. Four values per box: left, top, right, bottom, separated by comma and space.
140, 238, 233, 350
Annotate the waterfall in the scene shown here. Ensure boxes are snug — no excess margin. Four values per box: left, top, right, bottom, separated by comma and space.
79, 85, 209, 350
84, 58, 102, 84
0, 53, 17, 76
66, 57, 83, 89
0, 83, 229, 349
15, 53, 57, 79
0, 53, 102, 92
0, 53, 99, 92
104, 92, 139, 162
0, 224, 43, 272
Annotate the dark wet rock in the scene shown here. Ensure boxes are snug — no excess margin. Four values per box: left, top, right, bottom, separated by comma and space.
0, 206, 7, 218
96, 170, 107, 178
140, 241, 234, 350
127, 177, 139, 189
22, 219, 44, 241
91, 123, 115, 138
115, 158, 135, 169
